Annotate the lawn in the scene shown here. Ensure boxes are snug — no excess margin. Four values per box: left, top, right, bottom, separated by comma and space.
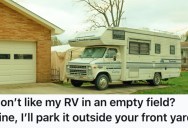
135, 72, 188, 94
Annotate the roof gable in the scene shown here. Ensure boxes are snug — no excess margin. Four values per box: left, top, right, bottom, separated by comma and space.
181, 42, 188, 48
1, 0, 64, 35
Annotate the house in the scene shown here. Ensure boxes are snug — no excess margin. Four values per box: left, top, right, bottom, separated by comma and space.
0, 0, 64, 84
181, 42, 188, 70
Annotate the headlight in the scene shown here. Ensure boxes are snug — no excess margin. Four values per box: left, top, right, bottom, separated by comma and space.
88, 66, 92, 75
88, 66, 92, 70
67, 65, 70, 69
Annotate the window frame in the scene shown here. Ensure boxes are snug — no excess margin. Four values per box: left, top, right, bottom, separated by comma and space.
105, 48, 118, 58
170, 45, 175, 55
0, 54, 10, 59
14, 54, 33, 60
112, 30, 125, 40
155, 44, 161, 54
129, 40, 150, 55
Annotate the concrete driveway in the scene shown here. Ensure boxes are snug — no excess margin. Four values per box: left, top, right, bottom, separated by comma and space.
0, 83, 166, 94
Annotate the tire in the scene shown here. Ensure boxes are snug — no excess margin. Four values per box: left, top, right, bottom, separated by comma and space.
148, 73, 161, 86
95, 74, 109, 90
71, 80, 83, 87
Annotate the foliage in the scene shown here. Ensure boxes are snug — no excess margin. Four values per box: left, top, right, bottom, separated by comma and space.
186, 31, 188, 41
51, 36, 62, 46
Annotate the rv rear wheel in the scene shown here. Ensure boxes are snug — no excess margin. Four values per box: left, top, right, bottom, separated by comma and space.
95, 74, 109, 90
148, 73, 161, 86
71, 80, 83, 87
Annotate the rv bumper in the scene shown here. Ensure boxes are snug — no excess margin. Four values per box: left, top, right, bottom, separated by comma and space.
66, 65, 94, 81
67, 75, 94, 81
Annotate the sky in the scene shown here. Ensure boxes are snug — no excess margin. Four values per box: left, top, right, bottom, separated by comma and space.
14, 0, 188, 42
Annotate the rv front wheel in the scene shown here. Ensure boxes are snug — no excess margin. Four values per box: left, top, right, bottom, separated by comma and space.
148, 73, 161, 86
71, 80, 83, 87
95, 74, 109, 90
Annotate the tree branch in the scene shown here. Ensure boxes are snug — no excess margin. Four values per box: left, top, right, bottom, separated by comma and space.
118, 0, 124, 26
77, 0, 125, 28
109, 0, 115, 27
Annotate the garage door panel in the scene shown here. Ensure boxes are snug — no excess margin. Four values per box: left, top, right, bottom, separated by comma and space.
0, 64, 12, 75
0, 76, 11, 83
13, 70, 35, 75
12, 75, 36, 82
0, 70, 11, 75
0, 61, 11, 64
13, 67, 35, 71
13, 61, 35, 65
0, 41, 36, 84
12, 74, 35, 79
13, 63, 35, 69
0, 64, 12, 69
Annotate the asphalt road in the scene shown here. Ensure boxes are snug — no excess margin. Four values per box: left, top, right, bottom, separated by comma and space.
0, 83, 166, 94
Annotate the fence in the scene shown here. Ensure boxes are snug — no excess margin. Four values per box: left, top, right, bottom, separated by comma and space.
51, 68, 60, 82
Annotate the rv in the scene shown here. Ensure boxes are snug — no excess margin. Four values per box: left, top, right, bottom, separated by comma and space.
66, 27, 181, 90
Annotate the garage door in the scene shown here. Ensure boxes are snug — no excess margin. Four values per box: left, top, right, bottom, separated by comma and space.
0, 41, 36, 84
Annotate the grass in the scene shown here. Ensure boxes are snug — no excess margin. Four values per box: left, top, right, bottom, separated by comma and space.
135, 72, 188, 94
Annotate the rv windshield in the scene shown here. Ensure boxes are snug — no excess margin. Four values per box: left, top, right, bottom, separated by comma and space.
81, 47, 106, 58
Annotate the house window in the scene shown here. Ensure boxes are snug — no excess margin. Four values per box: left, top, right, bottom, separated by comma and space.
0, 54, 10, 59
155, 44, 161, 54
170, 45, 175, 55
112, 30, 125, 40
129, 41, 150, 55
14, 54, 33, 59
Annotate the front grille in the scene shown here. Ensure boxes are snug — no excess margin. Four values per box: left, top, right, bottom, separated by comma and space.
70, 65, 87, 69
69, 65, 87, 75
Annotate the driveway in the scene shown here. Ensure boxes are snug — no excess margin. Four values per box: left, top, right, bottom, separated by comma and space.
0, 83, 167, 94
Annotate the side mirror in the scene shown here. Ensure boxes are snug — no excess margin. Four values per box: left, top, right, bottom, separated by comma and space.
114, 53, 120, 61
113, 55, 117, 61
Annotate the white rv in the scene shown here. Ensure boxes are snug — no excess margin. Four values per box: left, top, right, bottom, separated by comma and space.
66, 27, 181, 90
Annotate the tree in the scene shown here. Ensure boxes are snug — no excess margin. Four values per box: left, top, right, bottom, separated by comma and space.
51, 36, 62, 46
186, 31, 188, 42
78, 0, 125, 29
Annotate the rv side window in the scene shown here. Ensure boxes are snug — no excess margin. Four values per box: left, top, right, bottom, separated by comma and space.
129, 42, 150, 55
170, 45, 175, 55
140, 43, 150, 55
155, 44, 161, 54
112, 30, 125, 40
106, 48, 118, 58
129, 42, 139, 54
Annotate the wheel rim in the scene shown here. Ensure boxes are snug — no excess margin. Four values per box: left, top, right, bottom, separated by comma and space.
99, 77, 108, 88
154, 74, 160, 84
